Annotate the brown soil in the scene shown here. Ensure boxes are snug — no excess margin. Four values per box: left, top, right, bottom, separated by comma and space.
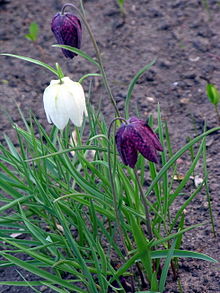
0, 0, 220, 292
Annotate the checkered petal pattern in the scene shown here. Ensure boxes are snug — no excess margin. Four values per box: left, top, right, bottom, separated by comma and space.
51, 13, 82, 59
115, 117, 163, 168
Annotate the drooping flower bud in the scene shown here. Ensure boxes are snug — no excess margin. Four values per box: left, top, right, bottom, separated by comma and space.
51, 12, 82, 59
115, 117, 163, 168
43, 77, 87, 130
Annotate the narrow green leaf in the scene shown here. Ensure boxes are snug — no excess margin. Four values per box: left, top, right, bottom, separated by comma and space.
111, 246, 217, 282
202, 134, 216, 236
170, 182, 204, 231
53, 202, 98, 293
24, 145, 108, 162
54, 193, 114, 219
130, 215, 152, 281
0, 281, 49, 286
0, 178, 24, 199
52, 45, 99, 67
16, 270, 41, 293
151, 223, 203, 247
19, 206, 58, 257
0, 54, 58, 76
169, 138, 205, 206
0, 280, 79, 293
1, 253, 85, 292
125, 59, 156, 118
3, 134, 21, 160
55, 63, 64, 80
157, 103, 168, 219
79, 73, 102, 83
0, 195, 33, 213
159, 239, 176, 292
151, 249, 218, 263
146, 126, 220, 198
41, 283, 70, 293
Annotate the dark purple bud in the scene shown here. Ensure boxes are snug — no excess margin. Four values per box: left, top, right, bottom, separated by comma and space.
51, 12, 82, 59
115, 117, 163, 168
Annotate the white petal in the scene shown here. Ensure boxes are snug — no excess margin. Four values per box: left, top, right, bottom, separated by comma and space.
64, 80, 87, 127
43, 82, 69, 129
74, 82, 88, 117
43, 77, 87, 129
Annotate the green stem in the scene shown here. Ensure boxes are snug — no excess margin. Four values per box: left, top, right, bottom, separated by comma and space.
134, 168, 153, 241
107, 117, 136, 291
203, 136, 216, 237
61, 2, 120, 117
80, 1, 120, 117
107, 117, 128, 254
79, 73, 101, 84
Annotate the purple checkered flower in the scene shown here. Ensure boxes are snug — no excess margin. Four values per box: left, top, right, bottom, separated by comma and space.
51, 12, 82, 59
115, 117, 163, 168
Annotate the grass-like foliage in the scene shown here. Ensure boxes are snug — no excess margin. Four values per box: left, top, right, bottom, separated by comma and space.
0, 104, 218, 292
0, 1, 219, 292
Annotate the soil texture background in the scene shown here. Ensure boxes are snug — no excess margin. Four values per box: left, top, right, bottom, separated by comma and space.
0, 0, 220, 292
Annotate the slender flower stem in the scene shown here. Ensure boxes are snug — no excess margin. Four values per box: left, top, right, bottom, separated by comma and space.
61, 3, 72, 15
133, 168, 153, 241
61, 2, 120, 117
107, 117, 128, 253
79, 73, 102, 84
108, 117, 135, 291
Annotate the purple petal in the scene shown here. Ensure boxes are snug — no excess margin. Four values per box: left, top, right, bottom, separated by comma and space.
115, 124, 126, 160
115, 118, 163, 167
121, 138, 138, 168
134, 139, 159, 163
132, 120, 163, 151
115, 125, 137, 168
125, 124, 159, 163
144, 124, 163, 151
51, 13, 82, 59
128, 116, 139, 123
129, 119, 163, 163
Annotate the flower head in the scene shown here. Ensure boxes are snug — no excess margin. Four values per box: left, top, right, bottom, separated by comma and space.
115, 117, 163, 168
43, 77, 87, 130
51, 12, 82, 59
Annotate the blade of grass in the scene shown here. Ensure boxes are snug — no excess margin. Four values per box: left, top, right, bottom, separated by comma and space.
0, 54, 58, 76
52, 45, 99, 68
202, 136, 216, 236
159, 239, 176, 292
145, 126, 220, 198
1, 253, 86, 292
125, 59, 156, 119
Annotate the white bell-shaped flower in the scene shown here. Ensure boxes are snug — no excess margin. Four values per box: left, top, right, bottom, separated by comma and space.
43, 76, 87, 130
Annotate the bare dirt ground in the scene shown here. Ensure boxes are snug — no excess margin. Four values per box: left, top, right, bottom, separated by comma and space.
0, 0, 220, 292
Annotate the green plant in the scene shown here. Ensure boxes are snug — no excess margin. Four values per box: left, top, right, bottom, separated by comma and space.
25, 22, 39, 42
114, 0, 126, 15
0, 1, 218, 292
206, 83, 220, 123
